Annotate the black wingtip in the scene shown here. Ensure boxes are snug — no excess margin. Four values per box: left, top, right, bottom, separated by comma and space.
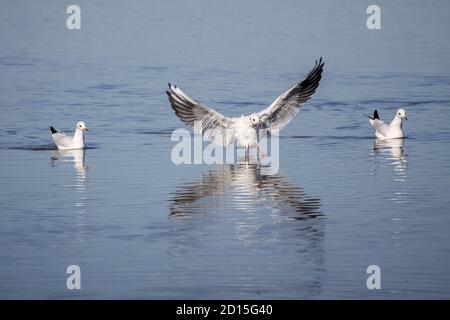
373, 110, 379, 120
49, 126, 58, 134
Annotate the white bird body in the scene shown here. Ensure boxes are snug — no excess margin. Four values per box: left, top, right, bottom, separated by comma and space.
50, 121, 89, 150
368, 109, 407, 140
166, 58, 324, 155
233, 116, 259, 148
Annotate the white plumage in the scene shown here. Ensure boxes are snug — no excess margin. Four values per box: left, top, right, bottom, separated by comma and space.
50, 121, 89, 150
166, 58, 324, 153
368, 109, 407, 140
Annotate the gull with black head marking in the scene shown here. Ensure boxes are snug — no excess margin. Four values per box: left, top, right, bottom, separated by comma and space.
365, 109, 407, 140
166, 58, 324, 160
49, 121, 89, 150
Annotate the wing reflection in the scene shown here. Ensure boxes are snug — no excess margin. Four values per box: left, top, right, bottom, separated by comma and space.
167, 164, 325, 298
170, 164, 322, 220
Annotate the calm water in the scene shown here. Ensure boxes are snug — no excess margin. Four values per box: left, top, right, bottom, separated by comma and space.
1, 0, 450, 299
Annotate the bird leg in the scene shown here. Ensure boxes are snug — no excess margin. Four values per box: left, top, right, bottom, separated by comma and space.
245, 145, 249, 163
256, 129, 266, 162
257, 143, 266, 161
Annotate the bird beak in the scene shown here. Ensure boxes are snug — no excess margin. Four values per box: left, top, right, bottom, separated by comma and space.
83, 127, 89, 132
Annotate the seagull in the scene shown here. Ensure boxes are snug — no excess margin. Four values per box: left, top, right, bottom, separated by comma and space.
49, 121, 89, 150
166, 58, 324, 159
365, 109, 407, 140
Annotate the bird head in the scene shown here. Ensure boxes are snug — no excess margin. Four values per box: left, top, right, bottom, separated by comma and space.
76, 121, 89, 132
396, 108, 407, 120
249, 114, 262, 128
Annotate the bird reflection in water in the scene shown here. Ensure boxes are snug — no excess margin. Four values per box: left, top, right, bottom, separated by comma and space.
169, 163, 325, 251
168, 164, 325, 298
170, 164, 322, 220
51, 149, 88, 234
51, 149, 88, 188
372, 138, 407, 205
373, 138, 407, 180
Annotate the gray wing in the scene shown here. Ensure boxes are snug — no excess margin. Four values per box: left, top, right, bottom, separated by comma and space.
51, 131, 72, 148
372, 119, 389, 136
166, 83, 235, 145
258, 58, 324, 131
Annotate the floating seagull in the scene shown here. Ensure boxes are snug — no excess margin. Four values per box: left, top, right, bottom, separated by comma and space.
166, 58, 324, 158
365, 109, 407, 140
49, 121, 89, 150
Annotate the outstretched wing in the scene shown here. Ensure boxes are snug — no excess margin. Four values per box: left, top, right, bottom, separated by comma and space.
258, 58, 324, 131
166, 83, 235, 145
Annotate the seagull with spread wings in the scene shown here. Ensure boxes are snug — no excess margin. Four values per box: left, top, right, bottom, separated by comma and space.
166, 58, 324, 159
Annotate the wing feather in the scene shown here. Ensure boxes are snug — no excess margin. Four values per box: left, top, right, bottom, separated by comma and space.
258, 58, 324, 131
372, 119, 389, 137
52, 132, 72, 148
167, 83, 235, 145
